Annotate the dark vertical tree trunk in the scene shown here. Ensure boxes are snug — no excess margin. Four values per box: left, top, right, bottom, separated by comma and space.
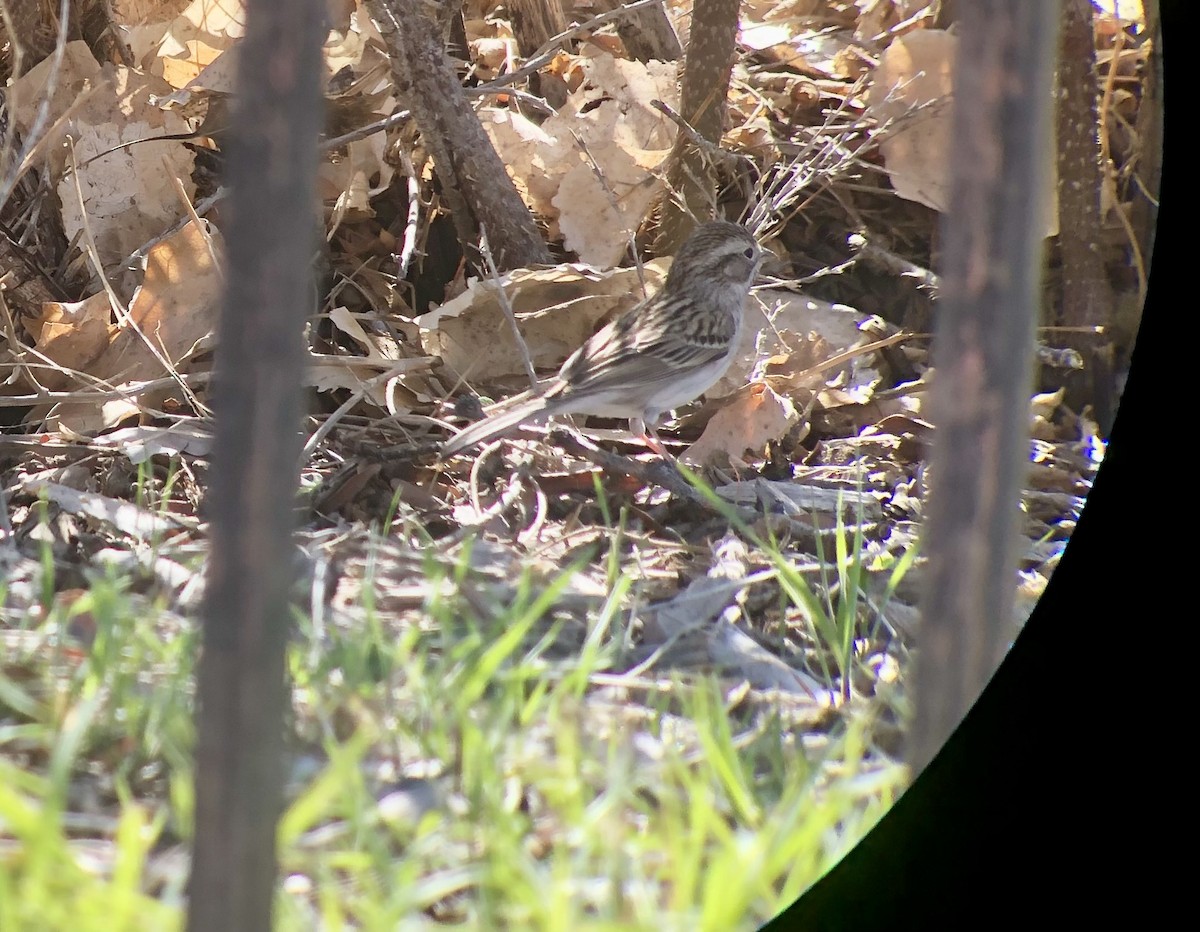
1131, 0, 1161, 281
656, 0, 740, 251
911, 0, 1059, 775
186, 1, 326, 930
1056, 0, 1117, 431
594, 0, 682, 63
509, 0, 567, 56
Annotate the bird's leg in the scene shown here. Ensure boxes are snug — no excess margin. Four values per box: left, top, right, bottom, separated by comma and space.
630, 416, 674, 462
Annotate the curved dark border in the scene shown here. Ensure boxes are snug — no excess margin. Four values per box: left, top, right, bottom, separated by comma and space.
766, 6, 1174, 927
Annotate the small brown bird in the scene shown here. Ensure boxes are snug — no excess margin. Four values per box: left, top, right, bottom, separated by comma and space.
440, 221, 764, 457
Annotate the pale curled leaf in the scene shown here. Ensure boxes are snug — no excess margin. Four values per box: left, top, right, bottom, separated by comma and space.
20, 480, 191, 541
90, 422, 214, 463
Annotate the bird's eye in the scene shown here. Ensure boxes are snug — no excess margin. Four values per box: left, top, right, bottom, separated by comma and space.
743, 246, 756, 260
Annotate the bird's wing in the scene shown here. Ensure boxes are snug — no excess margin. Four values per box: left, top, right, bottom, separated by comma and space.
556, 297, 734, 397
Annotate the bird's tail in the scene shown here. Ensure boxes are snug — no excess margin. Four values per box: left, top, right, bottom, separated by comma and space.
439, 395, 554, 458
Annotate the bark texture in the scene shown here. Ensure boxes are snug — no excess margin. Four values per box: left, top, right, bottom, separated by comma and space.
1056, 0, 1117, 430
911, 0, 1059, 775
186, 1, 326, 929
656, 0, 739, 251
509, 0, 567, 55
365, 0, 551, 271
595, 0, 682, 63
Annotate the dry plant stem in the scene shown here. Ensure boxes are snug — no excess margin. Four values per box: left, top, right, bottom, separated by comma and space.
761, 331, 914, 395
847, 233, 941, 293
520, 475, 550, 546
0, 0, 65, 71
567, 130, 638, 256
120, 187, 226, 270
0, 327, 169, 398
651, 99, 749, 173
364, 0, 551, 271
0, 291, 50, 390
0, 371, 210, 406
467, 446, 529, 525
657, 0, 741, 250
1129, 2, 1161, 303
0, 0, 70, 212
300, 358, 441, 462
746, 76, 871, 238
171, 174, 222, 290
395, 149, 421, 279
320, 108, 411, 152
912, 0, 1057, 776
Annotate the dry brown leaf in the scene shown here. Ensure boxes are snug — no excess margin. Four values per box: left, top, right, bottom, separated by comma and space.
8, 41, 105, 143
120, 0, 244, 77
416, 261, 669, 386
108, 219, 222, 371
867, 28, 1059, 233
179, 0, 246, 40
307, 307, 438, 409
158, 37, 229, 87
28, 221, 221, 434
321, 135, 392, 226
109, 0, 195, 26
24, 293, 116, 390
762, 330, 838, 386
684, 382, 799, 466
325, 10, 372, 74
866, 29, 955, 213
19, 480, 187, 541
482, 52, 677, 265
12, 45, 200, 280
66, 68, 198, 265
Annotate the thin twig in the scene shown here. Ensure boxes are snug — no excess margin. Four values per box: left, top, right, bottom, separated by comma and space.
65, 138, 202, 414
120, 186, 227, 270
760, 330, 915, 392
549, 429, 712, 505
395, 149, 421, 280
0, 0, 71, 212
320, 109, 412, 151
300, 358, 440, 463
847, 232, 941, 293
478, 225, 538, 390
466, 0, 666, 98
651, 99, 749, 171
0, 370, 211, 407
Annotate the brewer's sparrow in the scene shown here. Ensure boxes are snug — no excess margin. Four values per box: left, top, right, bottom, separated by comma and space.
441, 221, 763, 457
